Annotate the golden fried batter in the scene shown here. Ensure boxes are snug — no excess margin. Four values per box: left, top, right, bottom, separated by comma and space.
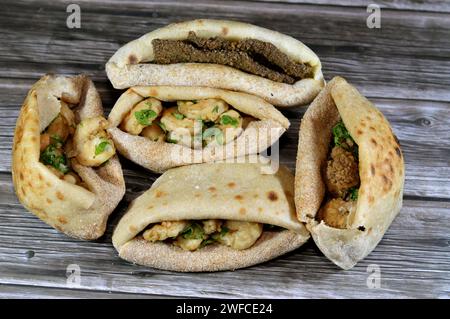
324, 146, 359, 197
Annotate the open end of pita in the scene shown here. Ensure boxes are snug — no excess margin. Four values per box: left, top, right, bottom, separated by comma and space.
119, 96, 255, 149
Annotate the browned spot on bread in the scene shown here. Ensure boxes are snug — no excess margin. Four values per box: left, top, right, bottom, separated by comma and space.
366, 116, 372, 121
239, 207, 246, 215
227, 182, 236, 188
221, 26, 229, 35
21, 186, 26, 196
31, 136, 37, 142
370, 138, 378, 147
356, 129, 363, 136
267, 191, 278, 201
155, 190, 166, 198
38, 173, 43, 181
129, 225, 137, 232
27, 181, 33, 188
32, 118, 39, 126
128, 54, 138, 64
57, 216, 68, 224
56, 191, 64, 200
286, 191, 293, 198
369, 126, 376, 132
194, 193, 201, 198
234, 195, 243, 201
382, 174, 392, 191
368, 195, 375, 204
147, 205, 154, 210
150, 88, 158, 96
19, 172, 24, 180
395, 146, 402, 158
46, 198, 52, 204
208, 186, 217, 192
360, 121, 366, 127
258, 207, 263, 213
371, 164, 376, 176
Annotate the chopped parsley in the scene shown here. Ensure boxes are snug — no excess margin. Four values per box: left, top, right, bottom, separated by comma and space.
202, 127, 224, 145
220, 115, 239, 127
349, 187, 359, 201
212, 105, 219, 113
134, 109, 157, 126
332, 120, 358, 158
95, 140, 110, 156
157, 122, 167, 133
50, 134, 64, 147
40, 144, 69, 174
181, 223, 205, 240
166, 137, 178, 144
173, 112, 185, 120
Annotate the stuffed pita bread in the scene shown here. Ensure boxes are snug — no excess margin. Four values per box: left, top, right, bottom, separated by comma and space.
12, 74, 126, 240
295, 76, 405, 269
106, 19, 324, 107
108, 85, 290, 173
112, 160, 310, 272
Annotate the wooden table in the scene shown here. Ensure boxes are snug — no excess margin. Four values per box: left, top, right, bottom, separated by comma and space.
0, 0, 449, 299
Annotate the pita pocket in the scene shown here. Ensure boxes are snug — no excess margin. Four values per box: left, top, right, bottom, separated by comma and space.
112, 160, 310, 272
12, 74, 126, 240
106, 19, 324, 107
108, 85, 290, 173
295, 76, 405, 269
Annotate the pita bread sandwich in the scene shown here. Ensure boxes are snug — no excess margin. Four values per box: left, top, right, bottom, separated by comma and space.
12, 74, 126, 240
108, 85, 290, 173
112, 160, 310, 272
106, 19, 324, 107
295, 76, 405, 269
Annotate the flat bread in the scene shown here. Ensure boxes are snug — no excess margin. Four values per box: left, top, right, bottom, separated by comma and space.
106, 19, 324, 107
108, 86, 290, 173
12, 74, 126, 240
112, 161, 310, 271
295, 76, 405, 269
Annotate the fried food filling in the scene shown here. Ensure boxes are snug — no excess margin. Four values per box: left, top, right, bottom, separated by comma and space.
120, 97, 256, 148
151, 31, 313, 84
319, 120, 360, 229
39, 100, 116, 188
142, 220, 283, 251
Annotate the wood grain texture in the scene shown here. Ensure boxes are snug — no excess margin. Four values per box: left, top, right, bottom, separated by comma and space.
0, 0, 449, 298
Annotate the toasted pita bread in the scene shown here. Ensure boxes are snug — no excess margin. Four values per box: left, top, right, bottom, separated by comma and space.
106, 19, 324, 107
108, 86, 290, 173
112, 161, 310, 272
12, 74, 126, 240
295, 76, 405, 269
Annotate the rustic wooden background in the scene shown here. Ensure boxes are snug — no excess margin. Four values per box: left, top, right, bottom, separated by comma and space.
0, 0, 449, 299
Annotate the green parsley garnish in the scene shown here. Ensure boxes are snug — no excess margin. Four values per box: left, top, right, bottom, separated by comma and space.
220, 115, 239, 127
173, 112, 185, 120
134, 109, 157, 126
202, 127, 224, 145
181, 223, 205, 240
166, 137, 178, 144
332, 120, 358, 157
157, 122, 167, 133
40, 144, 69, 174
50, 134, 64, 147
349, 187, 359, 201
95, 140, 110, 156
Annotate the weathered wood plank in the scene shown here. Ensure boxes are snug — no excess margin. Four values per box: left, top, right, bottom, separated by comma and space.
0, 1, 450, 102
0, 183, 448, 298
0, 284, 169, 299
